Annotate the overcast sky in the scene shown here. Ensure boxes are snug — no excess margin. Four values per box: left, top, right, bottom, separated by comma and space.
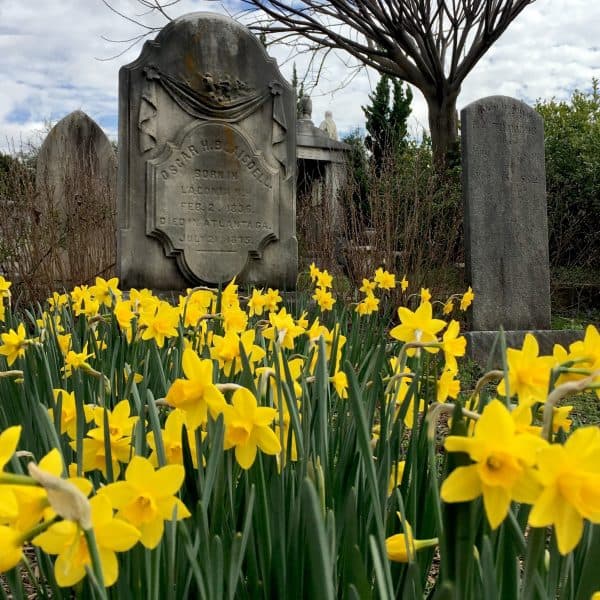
1, 0, 598, 153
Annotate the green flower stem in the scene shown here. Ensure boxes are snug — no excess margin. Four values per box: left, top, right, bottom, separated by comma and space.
0, 473, 40, 486
83, 526, 108, 598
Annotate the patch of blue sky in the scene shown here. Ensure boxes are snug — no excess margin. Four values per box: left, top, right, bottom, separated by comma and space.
97, 114, 118, 130
5, 107, 31, 124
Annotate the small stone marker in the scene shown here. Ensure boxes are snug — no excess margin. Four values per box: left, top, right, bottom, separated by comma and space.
36, 110, 117, 287
462, 96, 551, 331
118, 12, 297, 289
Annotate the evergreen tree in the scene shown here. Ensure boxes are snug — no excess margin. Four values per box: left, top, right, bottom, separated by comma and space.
390, 79, 413, 151
363, 75, 391, 174
363, 74, 412, 173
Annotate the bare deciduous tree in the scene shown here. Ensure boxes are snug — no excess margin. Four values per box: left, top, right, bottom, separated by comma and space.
103, 0, 537, 165
243, 0, 537, 165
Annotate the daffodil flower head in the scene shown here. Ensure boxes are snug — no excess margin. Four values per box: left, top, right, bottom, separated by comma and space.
460, 286, 475, 311
374, 267, 396, 290
222, 387, 281, 470
441, 399, 547, 529
165, 348, 226, 430
389, 301, 446, 356
385, 514, 438, 562
528, 426, 600, 555
33, 494, 140, 587
496, 333, 554, 407
99, 455, 190, 549
0, 323, 29, 366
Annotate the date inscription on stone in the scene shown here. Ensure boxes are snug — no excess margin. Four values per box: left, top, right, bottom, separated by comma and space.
146, 121, 278, 283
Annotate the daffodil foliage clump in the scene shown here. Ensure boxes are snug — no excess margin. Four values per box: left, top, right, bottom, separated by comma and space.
0, 270, 599, 599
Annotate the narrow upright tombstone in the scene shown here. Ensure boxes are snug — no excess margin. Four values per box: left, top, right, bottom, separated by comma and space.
462, 96, 551, 331
118, 12, 297, 290
36, 110, 117, 288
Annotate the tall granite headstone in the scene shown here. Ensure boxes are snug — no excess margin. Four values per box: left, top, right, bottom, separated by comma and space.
462, 96, 551, 331
36, 110, 117, 287
118, 12, 297, 289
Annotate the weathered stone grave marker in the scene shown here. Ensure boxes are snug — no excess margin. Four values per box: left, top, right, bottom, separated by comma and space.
36, 110, 117, 287
462, 95, 551, 332
118, 12, 297, 289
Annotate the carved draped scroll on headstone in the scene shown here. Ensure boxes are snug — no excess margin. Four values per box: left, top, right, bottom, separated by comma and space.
118, 12, 297, 289
462, 96, 551, 331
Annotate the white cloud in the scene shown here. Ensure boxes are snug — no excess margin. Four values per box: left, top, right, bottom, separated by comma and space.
0, 0, 599, 151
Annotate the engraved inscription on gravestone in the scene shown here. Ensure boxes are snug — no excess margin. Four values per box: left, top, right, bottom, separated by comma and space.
462, 96, 551, 331
118, 12, 297, 289
146, 121, 277, 282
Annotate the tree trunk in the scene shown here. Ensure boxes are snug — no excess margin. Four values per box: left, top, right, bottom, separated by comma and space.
426, 90, 460, 169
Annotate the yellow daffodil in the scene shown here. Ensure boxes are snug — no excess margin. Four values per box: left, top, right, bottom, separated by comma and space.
356, 292, 380, 316
374, 267, 396, 290
420, 288, 431, 302
147, 409, 199, 468
62, 345, 94, 378
48, 291, 68, 311
0, 323, 28, 366
442, 299, 454, 315
100, 455, 190, 549
496, 334, 554, 406
460, 286, 474, 311
222, 304, 248, 334
400, 275, 409, 292
312, 286, 336, 311
389, 301, 446, 355
442, 320, 467, 372
262, 308, 305, 350
437, 369, 460, 403
441, 399, 547, 529
528, 426, 600, 555
0, 426, 21, 521
264, 288, 282, 312
12, 449, 92, 532
139, 301, 180, 348
565, 325, 600, 396
0, 524, 24, 572
71, 286, 100, 318
388, 461, 406, 497
90, 276, 121, 308
0, 275, 12, 299
248, 288, 267, 317
309, 262, 320, 282
256, 357, 304, 407
165, 348, 225, 430
385, 515, 438, 562
49, 389, 94, 440
359, 278, 377, 294
179, 289, 215, 327
210, 329, 265, 376
220, 387, 281, 469
315, 269, 333, 289
221, 278, 240, 310
56, 333, 72, 356
330, 371, 348, 398
114, 299, 135, 331
33, 494, 140, 587
75, 400, 138, 476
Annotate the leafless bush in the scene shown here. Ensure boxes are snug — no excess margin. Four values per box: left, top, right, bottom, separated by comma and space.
0, 149, 116, 306
298, 142, 464, 301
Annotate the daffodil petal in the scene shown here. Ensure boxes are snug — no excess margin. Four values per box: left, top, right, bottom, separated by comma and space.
440, 465, 481, 503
